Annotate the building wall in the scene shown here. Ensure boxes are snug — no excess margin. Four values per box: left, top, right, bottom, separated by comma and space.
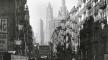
0, 0, 16, 51
78, 0, 108, 60
68, 0, 108, 60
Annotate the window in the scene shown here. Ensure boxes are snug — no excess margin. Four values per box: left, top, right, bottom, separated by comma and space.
83, 0, 86, 3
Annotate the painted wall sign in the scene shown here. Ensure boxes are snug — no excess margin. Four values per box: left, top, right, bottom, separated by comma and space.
0, 19, 7, 33
0, 18, 7, 52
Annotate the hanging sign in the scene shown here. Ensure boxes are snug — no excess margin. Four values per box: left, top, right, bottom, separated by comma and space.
0, 18, 7, 52
0, 19, 7, 33
15, 40, 22, 45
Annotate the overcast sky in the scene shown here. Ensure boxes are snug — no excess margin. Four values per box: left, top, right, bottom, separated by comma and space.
27, 0, 78, 43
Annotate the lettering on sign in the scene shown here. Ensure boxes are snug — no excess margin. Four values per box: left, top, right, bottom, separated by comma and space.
0, 40, 5, 44
0, 19, 7, 33
0, 18, 7, 52
0, 34, 7, 39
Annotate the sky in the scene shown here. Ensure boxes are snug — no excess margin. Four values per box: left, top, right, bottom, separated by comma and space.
27, 0, 78, 43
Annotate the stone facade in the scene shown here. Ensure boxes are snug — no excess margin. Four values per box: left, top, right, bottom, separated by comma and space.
75, 0, 108, 60
67, 0, 108, 60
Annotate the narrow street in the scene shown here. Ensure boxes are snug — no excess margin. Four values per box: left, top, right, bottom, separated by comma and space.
0, 0, 108, 60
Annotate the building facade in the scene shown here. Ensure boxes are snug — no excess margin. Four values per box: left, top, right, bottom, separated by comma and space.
0, 0, 19, 52
70, 0, 108, 60
40, 19, 44, 45
0, 1, 34, 59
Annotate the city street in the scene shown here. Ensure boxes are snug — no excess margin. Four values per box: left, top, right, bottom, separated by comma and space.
0, 0, 108, 60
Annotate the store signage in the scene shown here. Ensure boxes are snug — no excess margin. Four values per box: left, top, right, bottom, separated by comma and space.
15, 40, 22, 45
0, 34, 7, 52
0, 19, 7, 33
0, 18, 7, 52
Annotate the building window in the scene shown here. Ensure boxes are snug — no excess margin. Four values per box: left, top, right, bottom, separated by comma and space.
94, 0, 98, 3
83, 0, 86, 3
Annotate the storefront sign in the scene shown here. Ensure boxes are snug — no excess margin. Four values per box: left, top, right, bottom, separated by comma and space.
15, 40, 22, 45
0, 34, 7, 52
0, 18, 7, 52
0, 19, 7, 33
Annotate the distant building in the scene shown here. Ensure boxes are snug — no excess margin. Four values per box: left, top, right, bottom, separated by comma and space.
58, 0, 69, 19
53, 0, 69, 28
40, 19, 44, 45
45, 2, 53, 45
46, 2, 53, 21
45, 0, 69, 45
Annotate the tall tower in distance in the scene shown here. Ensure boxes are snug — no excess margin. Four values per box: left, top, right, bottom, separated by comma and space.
45, 2, 53, 45
62, 0, 66, 8
58, 0, 68, 18
46, 2, 53, 20
40, 19, 44, 45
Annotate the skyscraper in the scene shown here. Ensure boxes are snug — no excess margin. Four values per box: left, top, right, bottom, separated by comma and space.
40, 19, 44, 45
45, 2, 53, 44
45, 0, 69, 44
58, 0, 69, 18
46, 2, 53, 21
